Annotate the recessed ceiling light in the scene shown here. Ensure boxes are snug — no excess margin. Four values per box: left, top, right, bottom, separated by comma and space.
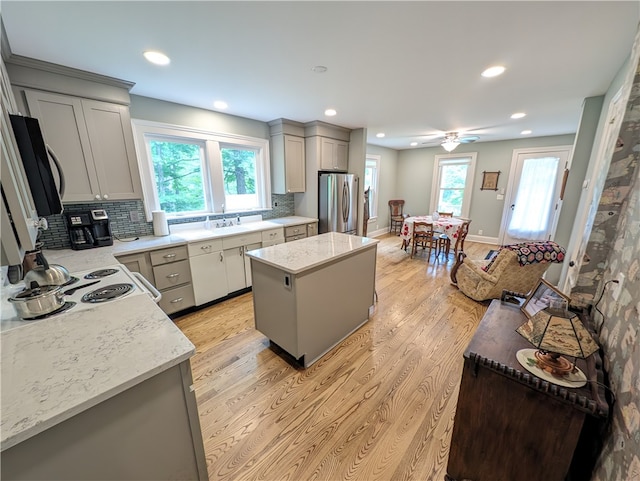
521, 130, 532, 135
511, 112, 526, 119
324, 109, 337, 117
213, 100, 228, 110
143, 50, 170, 66
410, 142, 418, 147
311, 65, 328, 73
481, 65, 505, 78
376, 133, 385, 138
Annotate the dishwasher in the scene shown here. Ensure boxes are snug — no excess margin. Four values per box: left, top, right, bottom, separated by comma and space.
188, 238, 228, 306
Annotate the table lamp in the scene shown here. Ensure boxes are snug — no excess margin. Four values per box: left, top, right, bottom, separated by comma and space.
515, 307, 599, 381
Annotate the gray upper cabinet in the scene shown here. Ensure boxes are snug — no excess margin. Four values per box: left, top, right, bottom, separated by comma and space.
304, 122, 350, 173
24, 89, 142, 202
319, 137, 348, 171
269, 119, 306, 194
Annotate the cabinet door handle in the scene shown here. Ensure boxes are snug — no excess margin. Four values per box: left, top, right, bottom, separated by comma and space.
220, 252, 224, 262
170, 297, 184, 304
94, 194, 101, 200
166, 273, 180, 278
201, 245, 211, 250
103, 194, 109, 200
163, 253, 177, 259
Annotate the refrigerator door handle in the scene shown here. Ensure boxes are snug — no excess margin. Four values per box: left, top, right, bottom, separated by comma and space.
342, 181, 350, 223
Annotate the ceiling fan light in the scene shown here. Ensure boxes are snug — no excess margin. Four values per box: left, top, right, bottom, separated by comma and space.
442, 139, 460, 152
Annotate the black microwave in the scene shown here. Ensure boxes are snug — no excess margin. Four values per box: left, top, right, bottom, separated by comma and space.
9, 114, 64, 217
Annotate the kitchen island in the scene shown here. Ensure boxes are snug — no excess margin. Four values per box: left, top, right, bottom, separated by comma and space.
0, 250, 208, 480
246, 232, 378, 367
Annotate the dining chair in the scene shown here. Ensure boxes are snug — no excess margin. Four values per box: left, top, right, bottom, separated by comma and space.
438, 219, 471, 259
438, 212, 454, 217
411, 221, 437, 259
388, 199, 406, 234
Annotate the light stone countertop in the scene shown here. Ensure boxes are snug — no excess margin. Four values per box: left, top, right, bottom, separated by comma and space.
0, 294, 195, 451
108, 216, 318, 255
246, 232, 379, 274
0, 215, 318, 452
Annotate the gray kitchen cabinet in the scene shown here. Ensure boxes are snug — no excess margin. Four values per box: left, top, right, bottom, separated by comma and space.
1, 361, 208, 481
320, 136, 349, 171
285, 224, 307, 242
188, 238, 228, 306
23, 89, 142, 202
115, 251, 154, 285
269, 119, 306, 194
149, 245, 195, 315
306, 221, 318, 237
222, 231, 262, 292
116, 246, 194, 315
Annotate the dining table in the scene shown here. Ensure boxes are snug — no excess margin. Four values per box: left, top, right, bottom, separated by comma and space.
400, 215, 464, 253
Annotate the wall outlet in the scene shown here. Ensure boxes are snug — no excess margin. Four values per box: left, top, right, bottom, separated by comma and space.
129, 211, 140, 222
478, 229, 483, 235
612, 273, 625, 301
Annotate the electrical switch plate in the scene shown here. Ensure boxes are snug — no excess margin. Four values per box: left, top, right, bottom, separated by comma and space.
497, 194, 504, 200
612, 273, 625, 301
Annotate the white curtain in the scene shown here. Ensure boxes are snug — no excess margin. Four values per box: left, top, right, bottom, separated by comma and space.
507, 156, 559, 240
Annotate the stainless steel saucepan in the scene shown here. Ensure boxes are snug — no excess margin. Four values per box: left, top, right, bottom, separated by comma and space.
9, 281, 66, 319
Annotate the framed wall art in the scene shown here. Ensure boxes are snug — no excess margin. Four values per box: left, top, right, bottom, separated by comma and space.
480, 171, 501, 191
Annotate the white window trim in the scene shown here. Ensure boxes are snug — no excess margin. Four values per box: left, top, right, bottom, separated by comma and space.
430, 152, 477, 218
365, 154, 380, 219
132, 119, 271, 221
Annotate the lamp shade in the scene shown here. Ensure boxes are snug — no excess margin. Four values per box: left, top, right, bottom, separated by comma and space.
516, 308, 599, 359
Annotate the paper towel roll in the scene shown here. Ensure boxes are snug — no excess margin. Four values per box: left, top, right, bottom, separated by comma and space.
152, 210, 169, 236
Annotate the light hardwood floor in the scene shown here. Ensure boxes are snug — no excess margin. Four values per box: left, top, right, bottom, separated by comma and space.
174, 234, 495, 481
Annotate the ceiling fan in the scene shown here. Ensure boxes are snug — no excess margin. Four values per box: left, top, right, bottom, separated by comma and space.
422, 132, 480, 152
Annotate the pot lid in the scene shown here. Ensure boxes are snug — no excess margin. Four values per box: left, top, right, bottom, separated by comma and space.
10, 283, 61, 301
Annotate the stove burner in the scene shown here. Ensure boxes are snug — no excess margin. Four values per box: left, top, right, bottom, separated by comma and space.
81, 283, 135, 303
84, 268, 119, 280
22, 302, 77, 320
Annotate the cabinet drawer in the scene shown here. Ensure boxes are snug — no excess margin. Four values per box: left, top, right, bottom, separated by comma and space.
153, 259, 191, 290
150, 245, 188, 266
158, 284, 195, 315
222, 232, 262, 250
286, 234, 307, 242
188, 238, 223, 257
285, 225, 306, 237
261, 228, 284, 243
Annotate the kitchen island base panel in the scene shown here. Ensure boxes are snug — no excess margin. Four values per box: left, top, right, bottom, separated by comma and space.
252, 246, 376, 368
1, 362, 208, 481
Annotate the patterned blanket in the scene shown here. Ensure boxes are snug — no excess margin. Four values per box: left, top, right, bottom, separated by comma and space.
484, 241, 566, 271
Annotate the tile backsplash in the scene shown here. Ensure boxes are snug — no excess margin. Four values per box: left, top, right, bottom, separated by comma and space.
37, 194, 296, 250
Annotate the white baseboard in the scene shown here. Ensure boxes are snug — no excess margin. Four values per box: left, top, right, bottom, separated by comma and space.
466, 234, 499, 245
366, 227, 392, 238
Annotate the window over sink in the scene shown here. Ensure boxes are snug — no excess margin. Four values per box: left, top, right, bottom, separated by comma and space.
132, 119, 271, 220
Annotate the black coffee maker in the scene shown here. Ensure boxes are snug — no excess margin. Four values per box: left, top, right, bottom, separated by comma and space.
66, 209, 113, 250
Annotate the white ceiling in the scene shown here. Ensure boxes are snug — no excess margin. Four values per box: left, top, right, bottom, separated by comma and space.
2, 1, 639, 150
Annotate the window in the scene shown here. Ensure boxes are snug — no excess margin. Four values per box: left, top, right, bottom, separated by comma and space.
133, 120, 271, 219
430, 153, 477, 217
364, 154, 380, 218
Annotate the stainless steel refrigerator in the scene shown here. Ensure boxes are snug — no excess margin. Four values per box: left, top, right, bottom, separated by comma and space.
318, 172, 358, 234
